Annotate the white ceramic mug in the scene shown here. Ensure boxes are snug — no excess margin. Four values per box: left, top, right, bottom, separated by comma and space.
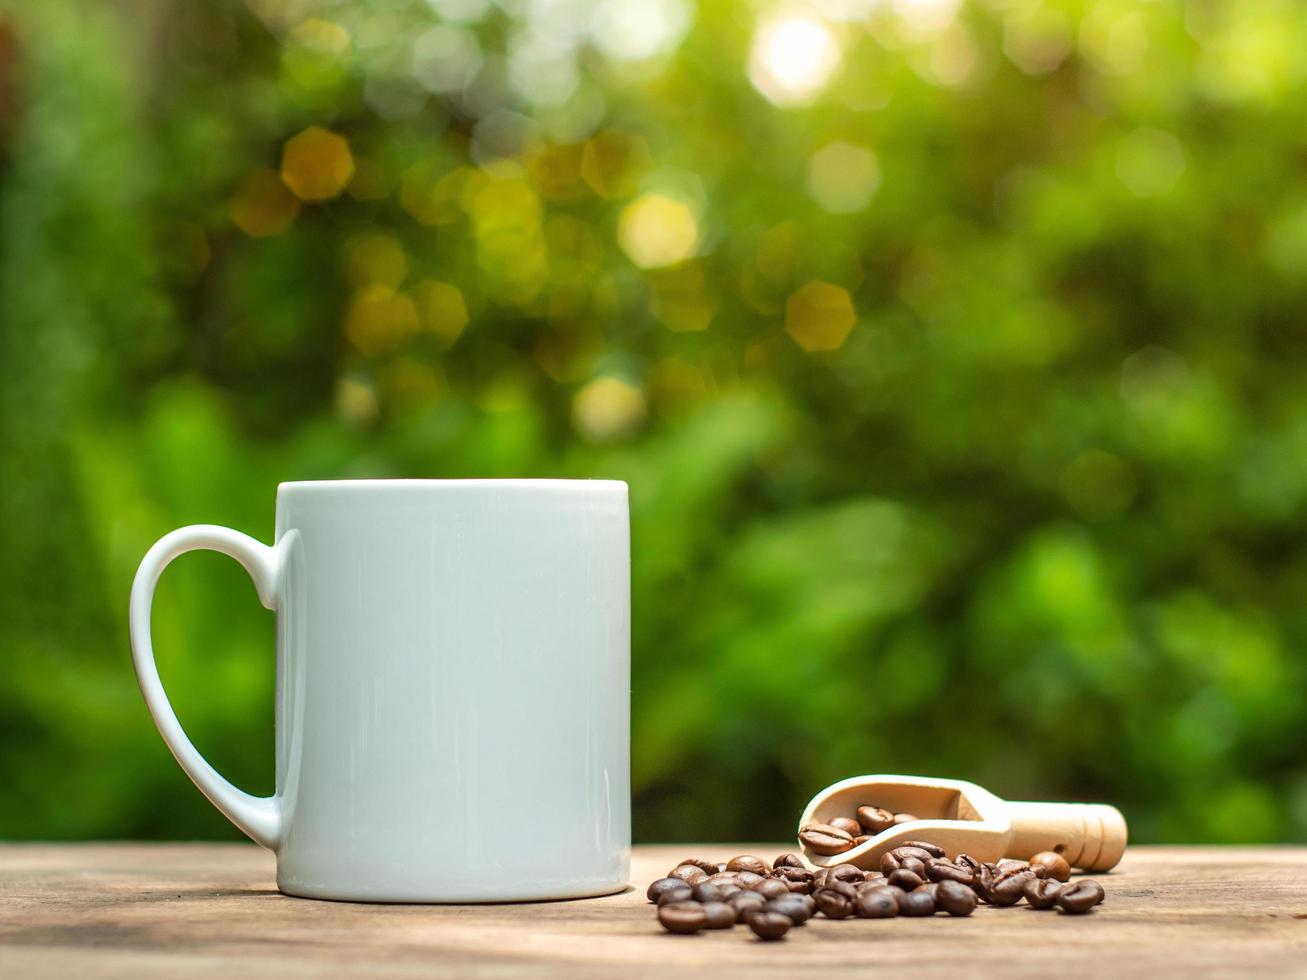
129, 480, 630, 902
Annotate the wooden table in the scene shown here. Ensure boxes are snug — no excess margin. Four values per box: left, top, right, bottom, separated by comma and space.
1, 844, 1304, 977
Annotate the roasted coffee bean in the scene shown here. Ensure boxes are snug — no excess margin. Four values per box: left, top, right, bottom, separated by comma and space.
656, 884, 694, 907
727, 855, 770, 876
814, 885, 856, 919
989, 868, 1036, 906
701, 901, 736, 929
735, 871, 764, 887
668, 864, 709, 886
829, 864, 866, 885
706, 872, 740, 886
773, 853, 806, 870
1057, 879, 1105, 914
854, 887, 900, 918
747, 911, 792, 941
799, 823, 855, 855
880, 852, 928, 877
856, 805, 895, 834
954, 854, 983, 874
658, 901, 708, 934
893, 812, 919, 825
1029, 851, 1071, 882
996, 859, 1029, 874
971, 865, 994, 904
751, 878, 789, 900
861, 871, 887, 886
766, 894, 814, 925
926, 859, 974, 885
729, 890, 767, 922
829, 816, 863, 838
772, 866, 814, 893
1024, 878, 1064, 910
811, 869, 830, 891
898, 840, 946, 859
678, 857, 720, 875
853, 835, 871, 846
936, 879, 977, 916
692, 882, 733, 904
887, 868, 924, 891
647, 877, 686, 903
897, 889, 936, 916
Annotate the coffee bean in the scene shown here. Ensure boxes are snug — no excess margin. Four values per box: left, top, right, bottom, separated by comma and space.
728, 890, 767, 922
814, 887, 856, 919
972, 865, 994, 904
811, 869, 830, 891
727, 855, 770, 876
829, 864, 865, 885
893, 812, 919, 825
751, 878, 789, 900
655, 884, 694, 907
705, 872, 740, 887
861, 871, 887, 886
747, 911, 792, 941
1029, 851, 1071, 882
926, 859, 974, 885
887, 868, 924, 891
735, 871, 764, 887
954, 854, 983, 874
772, 866, 814, 894
989, 868, 1037, 906
881, 852, 928, 877
658, 901, 707, 934
1057, 879, 1105, 914
773, 853, 806, 870
996, 859, 1029, 874
766, 894, 814, 925
692, 882, 733, 903
799, 823, 855, 855
898, 840, 946, 859
856, 805, 895, 834
668, 864, 708, 886
1024, 878, 1064, 910
647, 877, 686, 903
854, 887, 900, 918
678, 857, 719, 875
897, 889, 936, 916
829, 816, 863, 838
936, 879, 977, 916
701, 901, 736, 929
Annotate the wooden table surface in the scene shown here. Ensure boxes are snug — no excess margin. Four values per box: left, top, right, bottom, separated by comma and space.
1, 844, 1305, 977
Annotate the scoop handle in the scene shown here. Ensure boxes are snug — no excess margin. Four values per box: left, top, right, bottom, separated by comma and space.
1005, 801, 1128, 872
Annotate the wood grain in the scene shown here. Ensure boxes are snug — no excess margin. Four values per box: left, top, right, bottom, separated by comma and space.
0, 844, 1304, 977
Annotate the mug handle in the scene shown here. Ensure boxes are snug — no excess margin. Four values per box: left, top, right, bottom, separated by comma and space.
129, 524, 284, 849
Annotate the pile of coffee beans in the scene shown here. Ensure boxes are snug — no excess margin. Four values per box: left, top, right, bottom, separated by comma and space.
798, 806, 920, 853
648, 848, 1106, 940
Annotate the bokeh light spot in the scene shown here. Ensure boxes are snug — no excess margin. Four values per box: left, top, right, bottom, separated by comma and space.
590, 0, 691, 62
280, 126, 355, 202
343, 285, 420, 356
618, 193, 699, 268
1116, 128, 1186, 198
344, 233, 407, 288
807, 141, 880, 213
581, 130, 650, 199
749, 12, 842, 107
415, 278, 470, 348
230, 168, 301, 238
572, 376, 647, 442
786, 280, 857, 352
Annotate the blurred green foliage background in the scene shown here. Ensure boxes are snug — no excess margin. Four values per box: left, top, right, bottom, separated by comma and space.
2, 0, 1306, 846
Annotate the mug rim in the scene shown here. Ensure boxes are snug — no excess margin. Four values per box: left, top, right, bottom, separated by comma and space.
278, 478, 626, 494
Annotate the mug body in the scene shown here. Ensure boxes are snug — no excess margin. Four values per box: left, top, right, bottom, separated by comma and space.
272, 480, 630, 902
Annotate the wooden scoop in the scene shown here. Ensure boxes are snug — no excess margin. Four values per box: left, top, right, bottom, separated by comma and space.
798, 774, 1127, 872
